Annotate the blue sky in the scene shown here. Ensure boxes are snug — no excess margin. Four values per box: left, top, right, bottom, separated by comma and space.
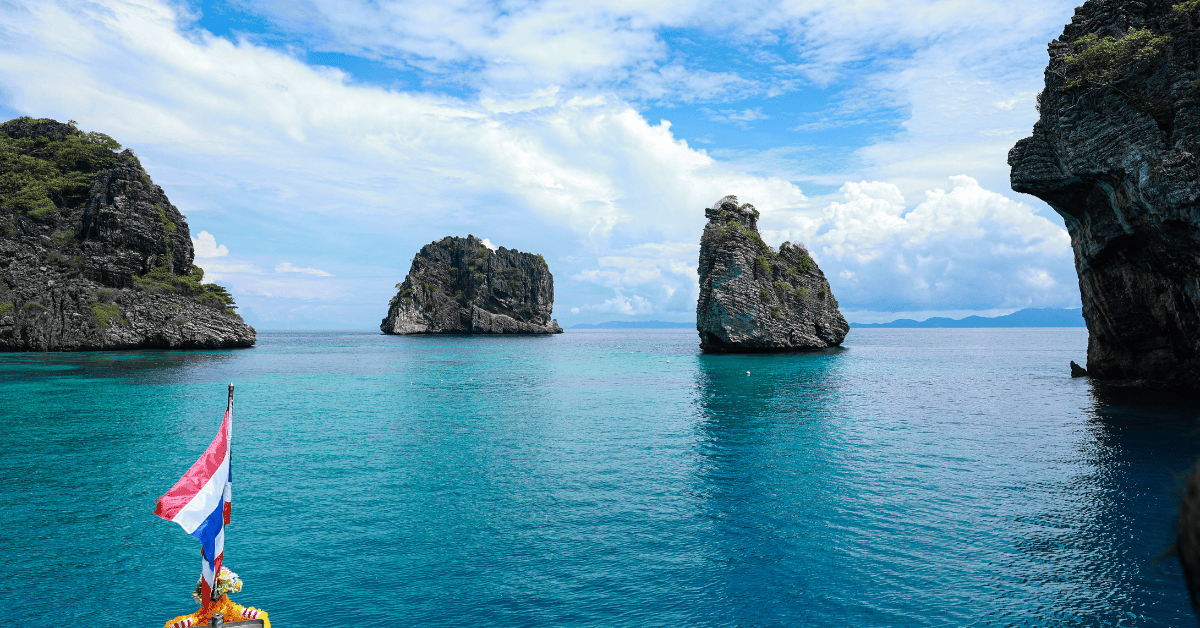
0, 0, 1083, 328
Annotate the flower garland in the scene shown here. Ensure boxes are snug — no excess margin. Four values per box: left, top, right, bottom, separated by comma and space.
192, 566, 243, 605
164, 566, 270, 628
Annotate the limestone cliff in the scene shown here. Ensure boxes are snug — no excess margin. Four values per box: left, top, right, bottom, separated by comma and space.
0, 117, 255, 350
1009, 0, 1200, 390
381, 235, 562, 335
696, 195, 848, 352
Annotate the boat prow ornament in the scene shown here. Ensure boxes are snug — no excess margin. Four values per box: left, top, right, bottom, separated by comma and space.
154, 384, 271, 627
165, 566, 269, 628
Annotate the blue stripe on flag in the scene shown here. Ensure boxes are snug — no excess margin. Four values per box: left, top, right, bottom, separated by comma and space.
190, 497, 226, 562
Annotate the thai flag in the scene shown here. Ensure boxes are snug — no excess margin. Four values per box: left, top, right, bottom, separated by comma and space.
154, 391, 233, 603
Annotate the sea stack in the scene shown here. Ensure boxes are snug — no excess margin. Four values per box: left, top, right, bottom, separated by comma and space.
0, 117, 255, 350
1009, 0, 1200, 390
381, 235, 563, 335
696, 195, 848, 352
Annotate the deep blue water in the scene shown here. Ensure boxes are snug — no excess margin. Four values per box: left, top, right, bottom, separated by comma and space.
1, 328, 1198, 627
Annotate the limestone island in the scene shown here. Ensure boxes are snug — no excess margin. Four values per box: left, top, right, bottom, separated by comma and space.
696, 195, 848, 352
0, 117, 254, 351
1009, 0, 1200, 391
381, 235, 563, 335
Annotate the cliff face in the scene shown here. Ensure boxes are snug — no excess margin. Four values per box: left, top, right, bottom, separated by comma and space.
0, 117, 255, 351
696, 195, 848, 352
1009, 0, 1200, 389
381, 235, 563, 335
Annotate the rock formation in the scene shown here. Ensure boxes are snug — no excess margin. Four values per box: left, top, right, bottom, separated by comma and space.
0, 117, 255, 350
381, 235, 562, 335
1009, 0, 1200, 390
696, 195, 848, 352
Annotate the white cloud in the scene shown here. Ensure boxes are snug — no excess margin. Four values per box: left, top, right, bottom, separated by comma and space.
191, 230, 229, 258
576, 291, 654, 316
0, 0, 1085, 325
570, 241, 699, 317
276, 262, 334, 276
759, 176, 1076, 312
701, 107, 769, 128
480, 238, 498, 251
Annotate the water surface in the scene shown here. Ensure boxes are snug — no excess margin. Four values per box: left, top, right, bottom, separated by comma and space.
1, 328, 1196, 627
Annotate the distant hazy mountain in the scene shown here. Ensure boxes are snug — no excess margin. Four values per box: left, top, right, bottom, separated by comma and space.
849, 307, 1084, 328
571, 320, 694, 329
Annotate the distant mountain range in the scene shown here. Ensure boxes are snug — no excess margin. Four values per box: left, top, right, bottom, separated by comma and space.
571, 320, 694, 329
571, 308, 1085, 330
849, 307, 1084, 328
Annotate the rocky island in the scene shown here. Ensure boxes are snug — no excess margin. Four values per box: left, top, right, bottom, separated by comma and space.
0, 117, 255, 351
696, 195, 848, 352
1009, 0, 1200, 390
381, 235, 563, 335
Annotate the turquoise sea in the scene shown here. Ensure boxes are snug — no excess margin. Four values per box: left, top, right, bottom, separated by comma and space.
2, 328, 1198, 627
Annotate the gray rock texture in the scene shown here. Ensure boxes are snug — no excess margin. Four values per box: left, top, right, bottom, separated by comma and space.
696, 195, 848, 352
1009, 0, 1200, 390
381, 235, 563, 335
0, 117, 255, 351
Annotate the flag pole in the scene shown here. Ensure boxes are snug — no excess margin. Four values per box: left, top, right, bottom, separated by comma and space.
211, 383, 235, 604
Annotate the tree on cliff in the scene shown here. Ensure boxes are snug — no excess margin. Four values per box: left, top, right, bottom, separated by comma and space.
1058, 28, 1171, 91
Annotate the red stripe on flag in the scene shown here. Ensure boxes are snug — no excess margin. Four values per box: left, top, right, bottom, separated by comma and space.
154, 409, 231, 521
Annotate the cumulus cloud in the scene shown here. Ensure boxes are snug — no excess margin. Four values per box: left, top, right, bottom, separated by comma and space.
760, 176, 1076, 312
191, 230, 229, 257
480, 238, 498, 251
569, 241, 699, 317
0, 0, 1084, 326
276, 262, 334, 276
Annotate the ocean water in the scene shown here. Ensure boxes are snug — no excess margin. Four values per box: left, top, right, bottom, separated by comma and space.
1, 328, 1198, 627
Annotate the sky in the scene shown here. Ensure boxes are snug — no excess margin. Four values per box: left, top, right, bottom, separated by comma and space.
0, 0, 1084, 328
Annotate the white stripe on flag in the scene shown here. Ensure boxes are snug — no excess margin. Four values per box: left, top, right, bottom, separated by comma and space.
172, 450, 230, 534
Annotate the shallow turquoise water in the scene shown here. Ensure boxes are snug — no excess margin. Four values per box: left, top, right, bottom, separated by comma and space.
1, 328, 1197, 627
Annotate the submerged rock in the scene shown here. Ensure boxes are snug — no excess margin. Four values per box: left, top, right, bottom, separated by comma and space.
696, 195, 848, 352
0, 117, 255, 351
1009, 0, 1200, 391
381, 235, 562, 335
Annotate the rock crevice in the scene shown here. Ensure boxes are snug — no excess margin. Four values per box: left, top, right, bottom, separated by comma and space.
696, 195, 848, 352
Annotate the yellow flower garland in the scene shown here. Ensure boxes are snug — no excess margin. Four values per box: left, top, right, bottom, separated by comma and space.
164, 594, 272, 628
165, 566, 270, 628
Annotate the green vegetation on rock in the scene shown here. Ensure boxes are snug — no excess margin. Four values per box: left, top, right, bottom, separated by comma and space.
91, 303, 123, 329
755, 255, 772, 277
1175, 0, 1200, 16
133, 264, 239, 315
1061, 29, 1171, 90
0, 117, 122, 215
156, 203, 177, 233
0, 302, 12, 317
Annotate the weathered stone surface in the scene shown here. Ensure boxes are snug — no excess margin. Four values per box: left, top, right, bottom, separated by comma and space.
381, 235, 563, 335
0, 118, 255, 351
1009, 0, 1200, 390
696, 195, 848, 352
